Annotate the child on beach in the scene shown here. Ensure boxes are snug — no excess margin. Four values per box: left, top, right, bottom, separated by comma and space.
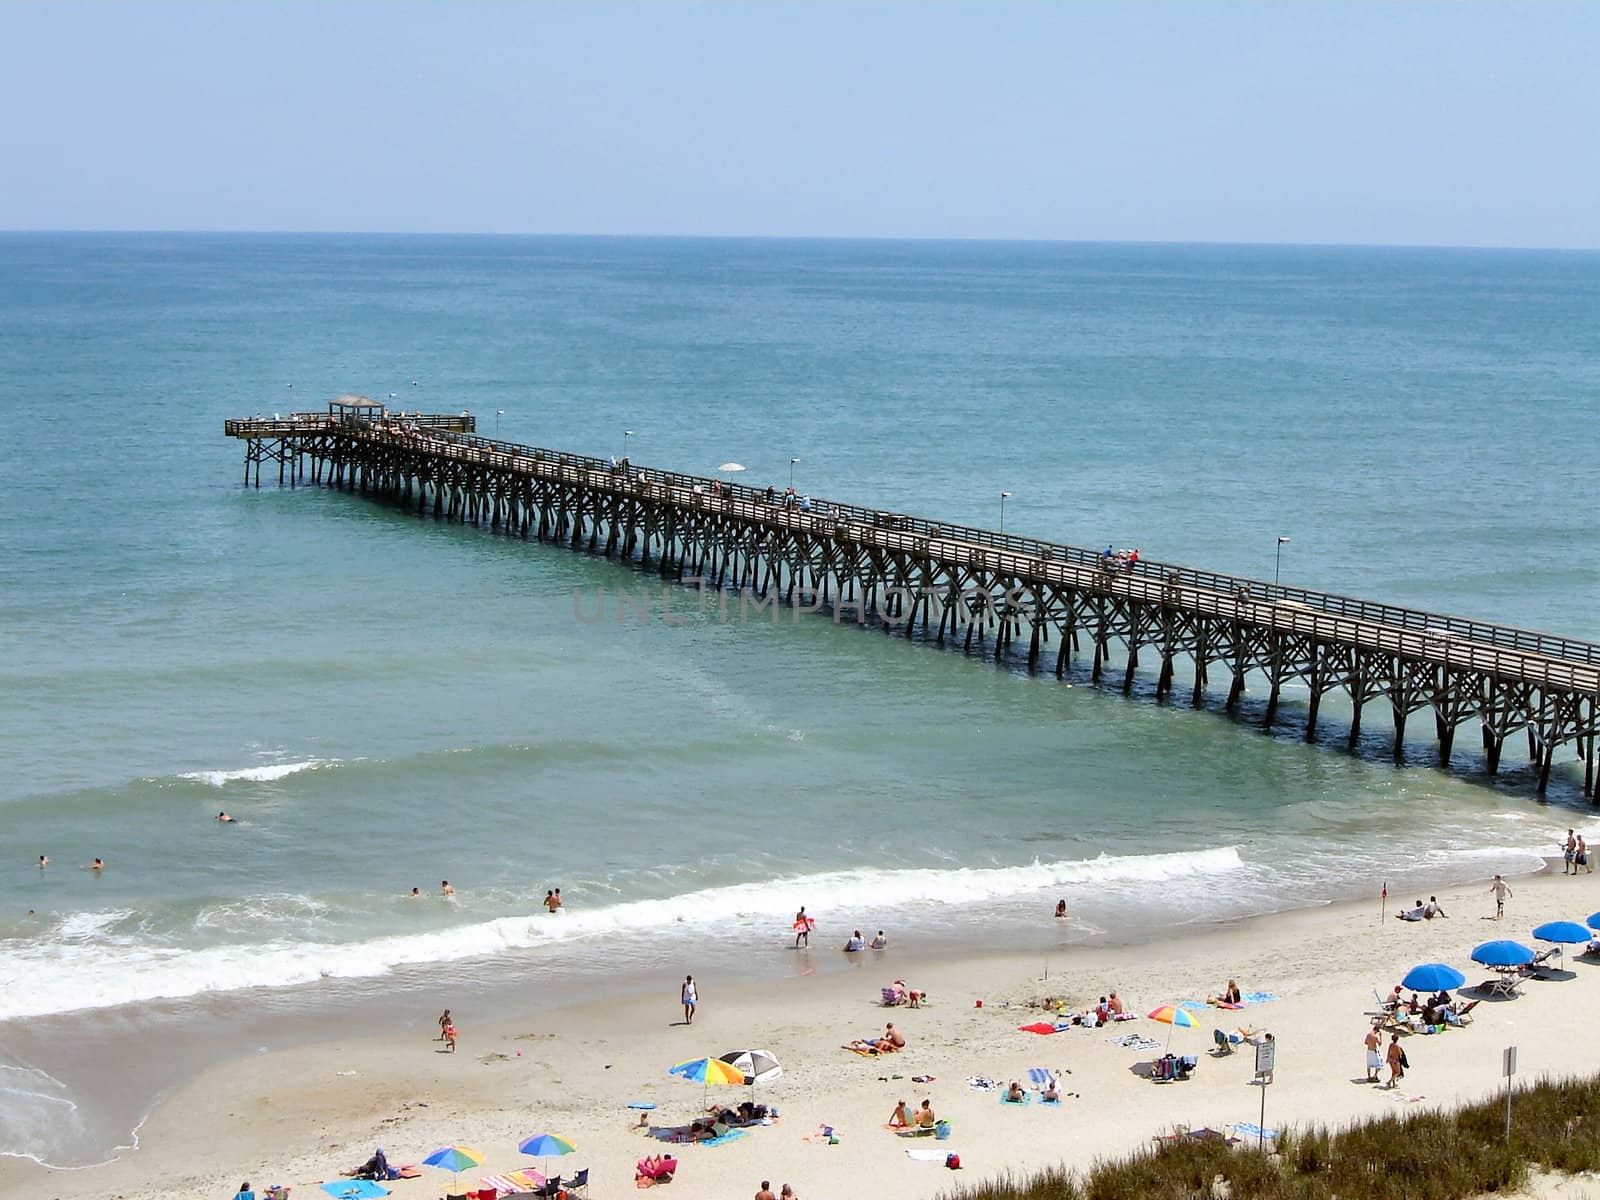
444, 1021, 458, 1053
888, 1099, 911, 1127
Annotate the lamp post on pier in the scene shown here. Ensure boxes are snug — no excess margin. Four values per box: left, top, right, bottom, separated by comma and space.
496, 410, 504, 436
623, 429, 633, 461
1000, 491, 1013, 535
790, 458, 800, 489
1275, 535, 1291, 585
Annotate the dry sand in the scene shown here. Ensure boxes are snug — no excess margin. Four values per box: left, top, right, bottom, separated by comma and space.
10, 866, 1600, 1200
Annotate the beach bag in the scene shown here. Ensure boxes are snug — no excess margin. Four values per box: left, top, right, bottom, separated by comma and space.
945, 1153, 961, 1170
934, 1120, 952, 1140
1399, 1048, 1410, 1070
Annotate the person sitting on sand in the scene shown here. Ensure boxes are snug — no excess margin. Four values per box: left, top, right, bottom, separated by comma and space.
915, 1099, 936, 1128
1208, 980, 1242, 1005
844, 930, 864, 952
881, 1022, 905, 1049
234, 1182, 255, 1200
1396, 899, 1425, 921
888, 1099, 912, 1127
1041, 1075, 1061, 1102
1108, 991, 1125, 1015
1424, 896, 1448, 919
1005, 1080, 1026, 1103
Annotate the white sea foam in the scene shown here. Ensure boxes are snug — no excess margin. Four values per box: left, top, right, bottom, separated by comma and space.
0, 847, 1245, 1020
178, 759, 335, 786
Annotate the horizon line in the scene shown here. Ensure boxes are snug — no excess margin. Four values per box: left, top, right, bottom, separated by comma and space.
2, 228, 1597, 254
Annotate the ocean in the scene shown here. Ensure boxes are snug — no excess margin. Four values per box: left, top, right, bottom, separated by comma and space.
0, 233, 1596, 1165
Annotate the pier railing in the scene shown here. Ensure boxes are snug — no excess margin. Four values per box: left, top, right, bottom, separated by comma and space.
224, 414, 1600, 682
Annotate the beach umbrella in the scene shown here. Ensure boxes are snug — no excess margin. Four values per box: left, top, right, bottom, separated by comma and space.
1533, 921, 1591, 944
717, 463, 746, 474
1471, 940, 1536, 967
1401, 963, 1467, 992
1146, 1004, 1198, 1049
670, 1054, 746, 1106
719, 1049, 782, 1087
519, 1132, 577, 1175
1587, 912, 1600, 933
421, 1145, 483, 1187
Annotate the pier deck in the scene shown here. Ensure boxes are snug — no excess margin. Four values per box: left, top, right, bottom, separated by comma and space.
226, 401, 1599, 797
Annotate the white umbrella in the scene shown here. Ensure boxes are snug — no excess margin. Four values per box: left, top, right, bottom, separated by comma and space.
718, 1048, 782, 1086
717, 462, 746, 474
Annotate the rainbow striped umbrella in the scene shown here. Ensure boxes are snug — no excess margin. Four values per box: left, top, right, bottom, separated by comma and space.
518, 1132, 577, 1174
422, 1145, 483, 1185
670, 1054, 746, 1106
1146, 1004, 1198, 1049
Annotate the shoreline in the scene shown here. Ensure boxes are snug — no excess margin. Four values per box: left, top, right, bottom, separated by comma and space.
12, 859, 1600, 1200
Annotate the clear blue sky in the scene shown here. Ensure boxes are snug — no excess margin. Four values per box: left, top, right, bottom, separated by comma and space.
3, 2, 1595, 247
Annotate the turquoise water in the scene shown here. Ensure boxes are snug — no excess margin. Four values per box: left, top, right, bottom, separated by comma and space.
1, 234, 1596, 1161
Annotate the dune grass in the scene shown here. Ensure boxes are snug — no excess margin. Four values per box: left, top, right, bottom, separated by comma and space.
939, 1074, 1600, 1200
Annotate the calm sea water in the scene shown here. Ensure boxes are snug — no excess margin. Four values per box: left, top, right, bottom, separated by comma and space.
1, 234, 1596, 1162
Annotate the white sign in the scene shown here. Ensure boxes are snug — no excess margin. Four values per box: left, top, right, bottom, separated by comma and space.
1504, 1045, 1518, 1078
1255, 1040, 1276, 1076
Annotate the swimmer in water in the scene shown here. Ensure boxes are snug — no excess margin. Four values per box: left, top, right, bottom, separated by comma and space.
408, 887, 421, 898
441, 880, 455, 896
217, 812, 236, 823
38, 855, 49, 869
84, 858, 104, 872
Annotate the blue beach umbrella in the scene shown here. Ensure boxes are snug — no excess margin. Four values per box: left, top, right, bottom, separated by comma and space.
1533, 921, 1591, 944
1401, 963, 1466, 992
1587, 912, 1600, 933
1472, 940, 1536, 967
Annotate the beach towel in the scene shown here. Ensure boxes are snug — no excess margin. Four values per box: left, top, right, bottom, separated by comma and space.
906, 1148, 955, 1162
1242, 991, 1279, 1005
696, 1128, 749, 1148
396, 1167, 422, 1179
965, 1075, 1000, 1092
481, 1171, 543, 1195
1018, 1021, 1058, 1035
1110, 1033, 1161, 1052
1231, 1122, 1278, 1140
1026, 1068, 1060, 1088
320, 1183, 389, 1200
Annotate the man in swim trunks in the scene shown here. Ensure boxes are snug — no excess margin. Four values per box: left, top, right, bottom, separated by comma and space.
915, 1099, 936, 1128
441, 880, 455, 896
682, 975, 697, 1025
1490, 875, 1512, 920
794, 907, 810, 948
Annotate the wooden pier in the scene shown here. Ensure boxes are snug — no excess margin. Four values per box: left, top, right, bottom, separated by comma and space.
226, 397, 1600, 797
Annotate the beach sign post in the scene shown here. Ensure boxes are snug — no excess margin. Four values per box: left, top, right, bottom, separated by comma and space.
1254, 1039, 1276, 1149
1504, 1045, 1517, 1141
1380, 880, 1387, 924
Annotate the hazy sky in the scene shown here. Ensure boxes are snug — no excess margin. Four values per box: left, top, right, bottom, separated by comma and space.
3, 2, 1595, 246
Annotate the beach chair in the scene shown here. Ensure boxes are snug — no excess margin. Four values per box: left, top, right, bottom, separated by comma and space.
565, 1168, 589, 1196
1520, 947, 1560, 975
533, 1177, 561, 1199
1211, 1029, 1235, 1055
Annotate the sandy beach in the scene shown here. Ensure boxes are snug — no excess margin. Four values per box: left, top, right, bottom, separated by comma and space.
9, 863, 1600, 1200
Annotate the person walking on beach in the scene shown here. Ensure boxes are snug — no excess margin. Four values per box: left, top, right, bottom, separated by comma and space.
1564, 830, 1577, 874
1580, 836, 1593, 875
755, 1183, 776, 1200
1490, 875, 1513, 919
443, 1019, 458, 1053
1364, 1026, 1382, 1082
437, 1009, 451, 1041
1385, 1033, 1405, 1089
794, 907, 810, 948
681, 975, 698, 1025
